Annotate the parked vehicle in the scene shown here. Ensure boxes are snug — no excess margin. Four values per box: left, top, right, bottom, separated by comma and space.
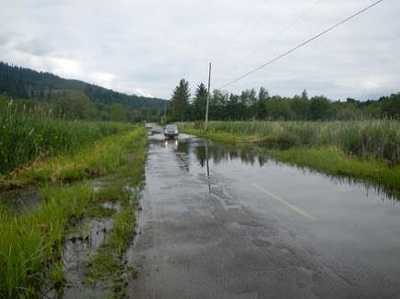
164, 124, 179, 139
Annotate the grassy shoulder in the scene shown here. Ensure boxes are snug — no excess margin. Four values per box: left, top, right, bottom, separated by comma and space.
85, 131, 146, 298
0, 183, 93, 298
86, 189, 138, 297
182, 125, 400, 196
182, 127, 262, 144
0, 127, 147, 298
0, 128, 145, 190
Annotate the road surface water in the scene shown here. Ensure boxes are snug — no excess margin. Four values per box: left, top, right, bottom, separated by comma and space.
128, 132, 400, 299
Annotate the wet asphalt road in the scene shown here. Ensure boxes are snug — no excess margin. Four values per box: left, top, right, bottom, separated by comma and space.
128, 131, 400, 299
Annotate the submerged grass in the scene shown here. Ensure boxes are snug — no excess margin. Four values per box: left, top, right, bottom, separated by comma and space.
181, 121, 400, 196
86, 129, 146, 298
0, 183, 93, 298
86, 194, 137, 283
0, 126, 147, 298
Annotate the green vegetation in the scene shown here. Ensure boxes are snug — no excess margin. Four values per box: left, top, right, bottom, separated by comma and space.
0, 97, 133, 175
0, 62, 167, 122
0, 127, 147, 298
12, 128, 145, 186
0, 183, 93, 298
86, 191, 137, 287
181, 121, 400, 195
86, 129, 146, 298
167, 79, 400, 122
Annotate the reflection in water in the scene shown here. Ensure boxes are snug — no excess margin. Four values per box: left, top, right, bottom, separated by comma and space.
195, 142, 268, 167
205, 141, 211, 193
162, 139, 191, 172
158, 137, 399, 202
163, 139, 179, 150
174, 139, 399, 202
177, 140, 189, 154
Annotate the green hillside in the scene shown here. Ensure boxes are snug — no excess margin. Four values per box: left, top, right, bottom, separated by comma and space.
0, 62, 167, 121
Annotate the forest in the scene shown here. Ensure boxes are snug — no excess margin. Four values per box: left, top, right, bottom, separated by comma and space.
167, 79, 400, 122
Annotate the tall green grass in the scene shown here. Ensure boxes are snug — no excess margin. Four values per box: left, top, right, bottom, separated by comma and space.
0, 99, 133, 174
16, 128, 146, 185
181, 121, 400, 164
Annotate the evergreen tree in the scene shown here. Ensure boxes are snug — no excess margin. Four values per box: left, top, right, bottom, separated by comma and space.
301, 89, 309, 100
192, 83, 208, 120
169, 79, 190, 121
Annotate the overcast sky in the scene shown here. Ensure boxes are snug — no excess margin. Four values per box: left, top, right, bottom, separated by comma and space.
0, 0, 398, 100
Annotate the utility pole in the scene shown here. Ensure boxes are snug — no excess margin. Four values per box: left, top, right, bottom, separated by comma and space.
205, 62, 212, 130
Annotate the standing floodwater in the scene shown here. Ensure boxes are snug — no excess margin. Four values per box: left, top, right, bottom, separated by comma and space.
128, 132, 400, 299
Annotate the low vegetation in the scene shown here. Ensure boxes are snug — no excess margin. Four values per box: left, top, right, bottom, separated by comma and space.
0, 183, 93, 298
86, 188, 138, 296
0, 126, 147, 298
181, 121, 400, 195
86, 131, 146, 297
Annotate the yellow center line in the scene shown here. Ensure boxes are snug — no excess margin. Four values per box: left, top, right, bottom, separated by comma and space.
252, 183, 316, 221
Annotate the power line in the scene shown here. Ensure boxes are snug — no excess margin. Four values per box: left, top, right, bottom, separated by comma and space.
219, 0, 386, 89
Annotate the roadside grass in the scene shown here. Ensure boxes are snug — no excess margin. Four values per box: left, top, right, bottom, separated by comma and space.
181, 121, 400, 196
1, 128, 146, 189
0, 99, 132, 175
0, 126, 147, 298
0, 183, 93, 299
86, 193, 137, 285
86, 131, 146, 298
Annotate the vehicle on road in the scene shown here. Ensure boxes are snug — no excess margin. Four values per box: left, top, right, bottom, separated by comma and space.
164, 124, 179, 139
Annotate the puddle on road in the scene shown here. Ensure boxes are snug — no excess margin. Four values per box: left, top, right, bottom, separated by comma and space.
61, 180, 143, 298
192, 139, 399, 202
149, 134, 400, 205
146, 135, 400, 281
61, 199, 120, 299
0, 187, 41, 214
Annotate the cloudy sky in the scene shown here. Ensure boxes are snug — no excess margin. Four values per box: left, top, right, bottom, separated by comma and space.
0, 0, 398, 100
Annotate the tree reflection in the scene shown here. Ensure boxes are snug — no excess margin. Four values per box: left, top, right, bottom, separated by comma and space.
195, 142, 267, 167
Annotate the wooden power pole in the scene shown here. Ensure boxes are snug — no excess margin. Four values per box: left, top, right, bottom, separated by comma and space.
205, 62, 212, 130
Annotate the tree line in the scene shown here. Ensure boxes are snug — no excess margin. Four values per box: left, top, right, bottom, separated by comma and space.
167, 79, 400, 122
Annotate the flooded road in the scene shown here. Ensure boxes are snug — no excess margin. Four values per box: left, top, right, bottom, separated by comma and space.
128, 132, 400, 299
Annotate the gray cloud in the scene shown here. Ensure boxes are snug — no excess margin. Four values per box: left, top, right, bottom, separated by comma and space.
1, 0, 399, 100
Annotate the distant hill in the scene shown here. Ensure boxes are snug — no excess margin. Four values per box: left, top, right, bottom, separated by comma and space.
0, 62, 167, 110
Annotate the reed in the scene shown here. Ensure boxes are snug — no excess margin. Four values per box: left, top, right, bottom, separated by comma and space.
0, 99, 133, 174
